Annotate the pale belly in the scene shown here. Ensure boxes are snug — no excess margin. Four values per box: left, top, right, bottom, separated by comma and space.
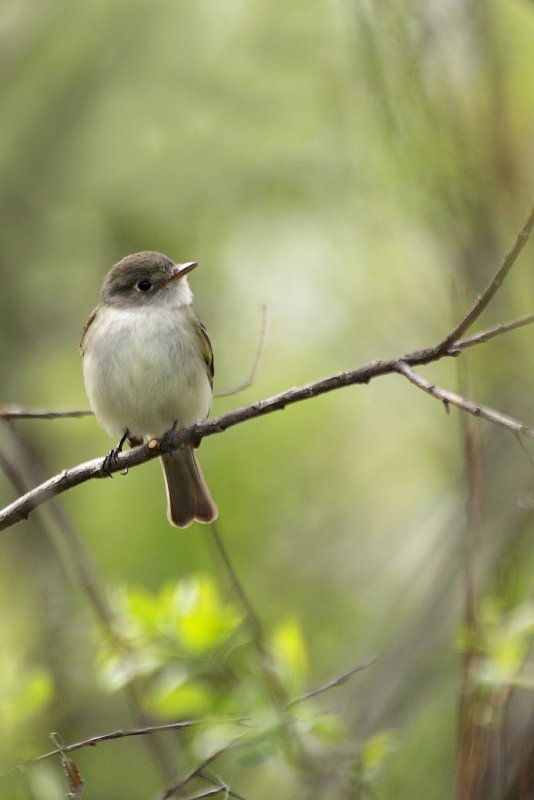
82, 306, 212, 439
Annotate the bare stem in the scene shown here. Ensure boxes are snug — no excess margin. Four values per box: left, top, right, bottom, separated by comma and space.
3, 721, 202, 773
456, 312, 534, 350
214, 304, 270, 397
0, 407, 92, 420
395, 361, 534, 439
287, 656, 377, 707
207, 521, 289, 709
436, 201, 534, 350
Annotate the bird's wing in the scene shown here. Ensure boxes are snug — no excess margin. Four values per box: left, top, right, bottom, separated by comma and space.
79, 307, 98, 356
195, 315, 215, 388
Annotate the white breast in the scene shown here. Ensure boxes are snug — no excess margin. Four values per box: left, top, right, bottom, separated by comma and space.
83, 305, 212, 439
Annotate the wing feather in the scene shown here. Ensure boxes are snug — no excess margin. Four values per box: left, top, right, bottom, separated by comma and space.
79, 307, 98, 355
195, 315, 214, 388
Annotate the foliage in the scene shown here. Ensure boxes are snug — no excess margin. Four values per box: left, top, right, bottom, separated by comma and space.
96, 576, 348, 776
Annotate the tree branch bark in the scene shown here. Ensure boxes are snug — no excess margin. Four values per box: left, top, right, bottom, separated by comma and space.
395, 361, 534, 438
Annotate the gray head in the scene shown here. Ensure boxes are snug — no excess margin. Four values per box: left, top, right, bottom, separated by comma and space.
100, 251, 197, 308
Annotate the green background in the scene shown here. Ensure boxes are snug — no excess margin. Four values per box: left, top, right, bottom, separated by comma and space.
1, 1, 534, 798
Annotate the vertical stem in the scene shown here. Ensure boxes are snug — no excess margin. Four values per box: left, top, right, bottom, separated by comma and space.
206, 521, 288, 708
456, 358, 488, 800
205, 522, 310, 772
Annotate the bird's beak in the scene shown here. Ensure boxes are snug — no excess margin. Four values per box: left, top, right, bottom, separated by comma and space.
167, 261, 199, 282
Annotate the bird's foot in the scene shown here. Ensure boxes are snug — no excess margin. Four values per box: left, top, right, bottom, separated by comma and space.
102, 429, 132, 476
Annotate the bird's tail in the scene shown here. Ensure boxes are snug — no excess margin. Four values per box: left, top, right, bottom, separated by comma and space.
160, 447, 218, 528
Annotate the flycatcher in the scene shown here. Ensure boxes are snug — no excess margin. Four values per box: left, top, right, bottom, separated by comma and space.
80, 251, 218, 528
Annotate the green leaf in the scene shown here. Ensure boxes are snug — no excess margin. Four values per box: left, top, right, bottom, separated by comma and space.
306, 713, 346, 743
120, 576, 242, 653
172, 575, 242, 654
0, 654, 53, 735
466, 599, 534, 690
360, 730, 397, 784
146, 668, 214, 717
269, 618, 308, 694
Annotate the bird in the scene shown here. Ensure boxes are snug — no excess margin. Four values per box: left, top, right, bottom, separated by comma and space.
80, 251, 218, 528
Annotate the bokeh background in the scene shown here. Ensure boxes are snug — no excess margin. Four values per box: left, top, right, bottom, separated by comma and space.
1, 1, 534, 798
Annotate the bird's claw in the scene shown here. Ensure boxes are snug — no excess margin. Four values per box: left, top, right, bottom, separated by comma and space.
102, 430, 130, 477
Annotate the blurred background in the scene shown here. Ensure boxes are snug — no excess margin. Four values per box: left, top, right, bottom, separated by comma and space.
1, 1, 534, 798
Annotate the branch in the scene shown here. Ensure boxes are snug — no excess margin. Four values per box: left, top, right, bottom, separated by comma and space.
214, 304, 270, 397
0, 328, 531, 534
395, 361, 534, 439
0, 352, 428, 532
207, 521, 289, 710
454, 312, 534, 351
0, 406, 92, 420
13, 720, 205, 769
1, 202, 533, 532
179, 789, 234, 800
179, 784, 249, 800
158, 742, 244, 800
287, 655, 378, 707
435, 201, 534, 350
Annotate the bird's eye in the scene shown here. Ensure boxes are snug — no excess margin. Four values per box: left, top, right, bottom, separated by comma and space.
136, 279, 153, 293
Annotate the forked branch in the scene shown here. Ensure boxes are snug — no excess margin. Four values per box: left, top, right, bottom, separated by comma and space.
1, 202, 533, 532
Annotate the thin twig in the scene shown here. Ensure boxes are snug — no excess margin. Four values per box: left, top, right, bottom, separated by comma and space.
456, 353, 488, 800
180, 784, 248, 800
1, 311, 269, 420
207, 522, 266, 655
183, 786, 247, 800
157, 741, 247, 800
436, 201, 534, 350
0, 307, 268, 421
180, 789, 226, 800
0, 406, 92, 420
205, 526, 309, 767
395, 362, 534, 438
214, 305, 270, 398
456, 312, 534, 350
207, 521, 290, 715
12, 720, 203, 770
180, 789, 221, 800
287, 656, 378, 707
199, 771, 250, 800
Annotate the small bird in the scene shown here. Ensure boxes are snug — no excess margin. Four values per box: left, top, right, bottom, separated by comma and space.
80, 251, 218, 528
